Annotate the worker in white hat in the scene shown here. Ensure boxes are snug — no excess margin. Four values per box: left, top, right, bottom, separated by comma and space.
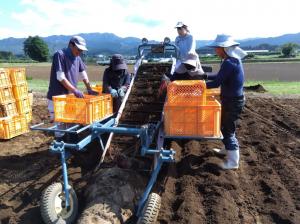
171, 53, 205, 80
205, 34, 247, 170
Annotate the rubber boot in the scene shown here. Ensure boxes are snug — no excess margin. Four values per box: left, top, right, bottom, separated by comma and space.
220, 150, 239, 170
212, 148, 227, 156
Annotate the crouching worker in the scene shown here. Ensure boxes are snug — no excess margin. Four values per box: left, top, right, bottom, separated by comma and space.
171, 53, 205, 81
103, 54, 131, 112
158, 53, 205, 99
47, 35, 97, 123
205, 34, 247, 170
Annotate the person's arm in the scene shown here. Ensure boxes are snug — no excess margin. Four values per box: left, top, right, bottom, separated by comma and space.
121, 70, 131, 91
79, 70, 93, 91
57, 74, 83, 98
186, 35, 196, 54
206, 60, 232, 89
102, 69, 112, 93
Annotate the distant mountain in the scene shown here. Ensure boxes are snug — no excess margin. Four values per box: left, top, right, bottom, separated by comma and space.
0, 32, 300, 56
0, 33, 141, 55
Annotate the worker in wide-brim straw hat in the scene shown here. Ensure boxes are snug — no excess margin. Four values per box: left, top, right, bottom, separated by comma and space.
204, 34, 247, 170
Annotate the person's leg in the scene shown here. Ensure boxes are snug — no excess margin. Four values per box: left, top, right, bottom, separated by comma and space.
48, 100, 65, 138
220, 99, 244, 169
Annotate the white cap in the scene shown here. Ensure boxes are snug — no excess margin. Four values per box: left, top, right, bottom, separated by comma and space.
175, 21, 187, 28
70, 35, 88, 51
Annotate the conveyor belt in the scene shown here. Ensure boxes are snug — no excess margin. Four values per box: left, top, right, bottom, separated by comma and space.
109, 63, 172, 156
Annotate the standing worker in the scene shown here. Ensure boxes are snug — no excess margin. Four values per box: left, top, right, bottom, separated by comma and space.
205, 34, 247, 170
174, 22, 204, 75
47, 35, 97, 122
102, 54, 131, 112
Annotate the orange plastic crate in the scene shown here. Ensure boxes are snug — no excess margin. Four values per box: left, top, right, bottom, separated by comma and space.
0, 101, 18, 117
0, 68, 11, 88
12, 83, 29, 99
53, 94, 113, 124
0, 87, 14, 104
207, 88, 220, 96
164, 100, 221, 137
101, 94, 113, 117
167, 80, 206, 105
0, 115, 29, 139
16, 96, 31, 114
28, 92, 33, 107
24, 111, 32, 123
91, 84, 103, 94
9, 68, 27, 85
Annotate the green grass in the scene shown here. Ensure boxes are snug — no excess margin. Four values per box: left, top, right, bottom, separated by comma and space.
28, 79, 99, 92
0, 62, 51, 67
245, 80, 300, 94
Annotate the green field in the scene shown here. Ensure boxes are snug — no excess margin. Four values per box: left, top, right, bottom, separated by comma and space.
27, 78, 300, 95
244, 81, 300, 95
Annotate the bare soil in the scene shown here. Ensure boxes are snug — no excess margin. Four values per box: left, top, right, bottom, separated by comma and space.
0, 93, 299, 224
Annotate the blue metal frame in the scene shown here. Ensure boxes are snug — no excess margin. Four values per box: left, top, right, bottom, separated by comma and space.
31, 114, 220, 214
31, 117, 176, 210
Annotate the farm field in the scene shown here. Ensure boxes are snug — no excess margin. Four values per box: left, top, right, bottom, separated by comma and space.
1, 61, 300, 81
0, 62, 299, 223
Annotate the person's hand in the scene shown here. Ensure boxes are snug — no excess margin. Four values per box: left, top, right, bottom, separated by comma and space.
73, 89, 84, 98
199, 73, 208, 80
87, 89, 99, 96
117, 88, 125, 98
109, 88, 118, 97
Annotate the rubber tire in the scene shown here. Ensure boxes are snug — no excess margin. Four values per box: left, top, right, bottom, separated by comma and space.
137, 193, 161, 224
40, 183, 78, 224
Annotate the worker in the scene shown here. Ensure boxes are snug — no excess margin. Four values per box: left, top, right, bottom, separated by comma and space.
158, 53, 205, 98
174, 22, 198, 71
102, 54, 131, 112
171, 53, 205, 81
205, 34, 247, 170
47, 35, 97, 122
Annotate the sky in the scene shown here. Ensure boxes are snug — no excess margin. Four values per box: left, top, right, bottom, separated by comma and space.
0, 0, 299, 41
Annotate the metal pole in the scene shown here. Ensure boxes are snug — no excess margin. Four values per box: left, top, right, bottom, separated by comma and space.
60, 149, 70, 207
100, 71, 137, 164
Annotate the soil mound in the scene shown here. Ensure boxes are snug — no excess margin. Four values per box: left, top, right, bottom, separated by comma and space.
244, 84, 267, 93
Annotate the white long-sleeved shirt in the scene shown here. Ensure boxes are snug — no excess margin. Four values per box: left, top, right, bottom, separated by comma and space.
175, 33, 196, 60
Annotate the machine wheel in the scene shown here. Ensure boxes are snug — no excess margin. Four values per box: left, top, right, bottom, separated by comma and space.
40, 183, 78, 224
137, 193, 161, 224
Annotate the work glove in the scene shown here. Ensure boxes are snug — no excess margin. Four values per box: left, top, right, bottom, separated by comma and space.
73, 89, 84, 98
158, 74, 170, 99
117, 88, 125, 98
109, 88, 118, 98
199, 73, 208, 80
87, 89, 99, 96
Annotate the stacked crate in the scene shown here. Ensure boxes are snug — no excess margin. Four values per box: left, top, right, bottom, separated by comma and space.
164, 80, 221, 138
0, 68, 30, 139
10, 68, 32, 123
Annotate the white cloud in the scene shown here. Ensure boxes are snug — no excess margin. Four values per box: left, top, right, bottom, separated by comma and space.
1, 0, 300, 41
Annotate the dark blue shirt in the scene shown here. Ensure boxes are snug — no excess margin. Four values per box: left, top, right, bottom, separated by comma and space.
47, 48, 86, 100
206, 57, 244, 99
102, 67, 131, 93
